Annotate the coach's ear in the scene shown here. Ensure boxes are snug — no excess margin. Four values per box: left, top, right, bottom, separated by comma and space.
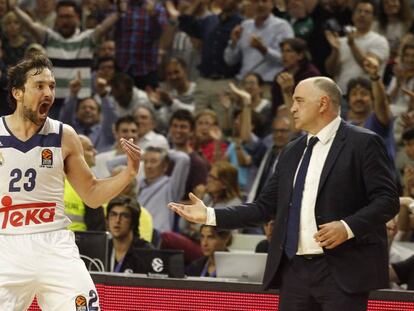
12, 87, 23, 102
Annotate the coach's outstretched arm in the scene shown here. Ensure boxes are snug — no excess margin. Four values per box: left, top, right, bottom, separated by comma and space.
63, 125, 141, 208
168, 192, 208, 224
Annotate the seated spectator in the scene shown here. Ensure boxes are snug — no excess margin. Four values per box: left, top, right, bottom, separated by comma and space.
60, 76, 117, 152
255, 219, 274, 253
107, 196, 153, 273
64, 135, 105, 232
186, 225, 232, 277
195, 161, 242, 209
138, 147, 190, 232
194, 109, 228, 164
93, 115, 139, 179
272, 38, 320, 115
133, 106, 169, 150
247, 116, 293, 203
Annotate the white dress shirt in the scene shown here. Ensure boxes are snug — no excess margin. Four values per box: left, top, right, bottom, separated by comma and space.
206, 116, 354, 255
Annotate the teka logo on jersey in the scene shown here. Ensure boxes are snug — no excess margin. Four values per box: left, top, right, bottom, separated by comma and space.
0, 195, 56, 229
40, 148, 53, 167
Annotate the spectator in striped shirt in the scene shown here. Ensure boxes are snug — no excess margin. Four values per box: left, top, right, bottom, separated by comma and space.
9, 0, 127, 119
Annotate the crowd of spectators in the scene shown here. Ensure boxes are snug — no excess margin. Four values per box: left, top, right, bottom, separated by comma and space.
2, 0, 414, 290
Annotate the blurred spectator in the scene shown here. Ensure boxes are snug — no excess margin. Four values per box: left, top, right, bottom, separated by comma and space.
272, 38, 320, 115
11, 0, 123, 118
345, 57, 395, 160
107, 195, 154, 273
60, 72, 117, 152
307, 0, 353, 75
148, 57, 196, 130
64, 134, 105, 231
247, 116, 293, 203
395, 128, 414, 183
138, 147, 190, 232
255, 219, 274, 253
169, 109, 209, 201
93, 115, 139, 179
390, 254, 414, 290
96, 39, 116, 59
1, 11, 32, 67
237, 72, 271, 135
194, 109, 228, 164
161, 0, 199, 81
186, 225, 232, 277
387, 41, 414, 116
277, 0, 315, 42
222, 83, 266, 193
31, 0, 56, 28
24, 42, 46, 58
396, 196, 414, 241
109, 165, 154, 244
133, 106, 169, 150
178, 0, 242, 127
115, 0, 167, 89
373, 0, 413, 57
224, 0, 294, 83
325, 0, 389, 93
110, 73, 151, 117
196, 161, 242, 208
92, 57, 118, 100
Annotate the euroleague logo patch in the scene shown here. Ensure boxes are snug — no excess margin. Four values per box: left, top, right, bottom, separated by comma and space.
75, 295, 87, 311
40, 148, 53, 168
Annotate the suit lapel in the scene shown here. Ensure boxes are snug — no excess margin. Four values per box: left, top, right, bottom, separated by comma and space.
317, 121, 348, 196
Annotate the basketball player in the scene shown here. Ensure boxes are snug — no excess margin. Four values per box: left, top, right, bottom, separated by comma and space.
0, 56, 141, 310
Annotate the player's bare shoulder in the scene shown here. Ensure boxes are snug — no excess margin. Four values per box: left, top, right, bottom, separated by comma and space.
61, 124, 83, 160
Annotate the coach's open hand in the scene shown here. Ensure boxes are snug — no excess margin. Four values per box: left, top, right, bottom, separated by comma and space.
168, 192, 207, 224
314, 221, 348, 249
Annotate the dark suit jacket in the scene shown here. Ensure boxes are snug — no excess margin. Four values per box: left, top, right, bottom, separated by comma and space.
215, 121, 399, 294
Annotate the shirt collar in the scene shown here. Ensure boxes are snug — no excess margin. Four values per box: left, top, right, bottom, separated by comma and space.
308, 116, 341, 145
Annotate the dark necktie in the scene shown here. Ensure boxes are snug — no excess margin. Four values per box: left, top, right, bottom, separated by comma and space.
285, 136, 319, 259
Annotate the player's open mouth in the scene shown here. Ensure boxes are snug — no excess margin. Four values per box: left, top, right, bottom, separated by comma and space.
38, 102, 51, 116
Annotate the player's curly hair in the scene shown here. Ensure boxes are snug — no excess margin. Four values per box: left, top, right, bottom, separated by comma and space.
7, 54, 53, 110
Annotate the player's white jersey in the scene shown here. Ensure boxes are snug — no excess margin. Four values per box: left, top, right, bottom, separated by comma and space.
0, 117, 70, 234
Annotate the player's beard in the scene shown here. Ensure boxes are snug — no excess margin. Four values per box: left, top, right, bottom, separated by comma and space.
22, 103, 44, 127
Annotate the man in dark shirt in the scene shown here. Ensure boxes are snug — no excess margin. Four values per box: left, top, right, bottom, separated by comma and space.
107, 196, 153, 273
178, 0, 242, 125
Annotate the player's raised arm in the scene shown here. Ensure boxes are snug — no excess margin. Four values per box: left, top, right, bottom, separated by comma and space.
63, 125, 141, 207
